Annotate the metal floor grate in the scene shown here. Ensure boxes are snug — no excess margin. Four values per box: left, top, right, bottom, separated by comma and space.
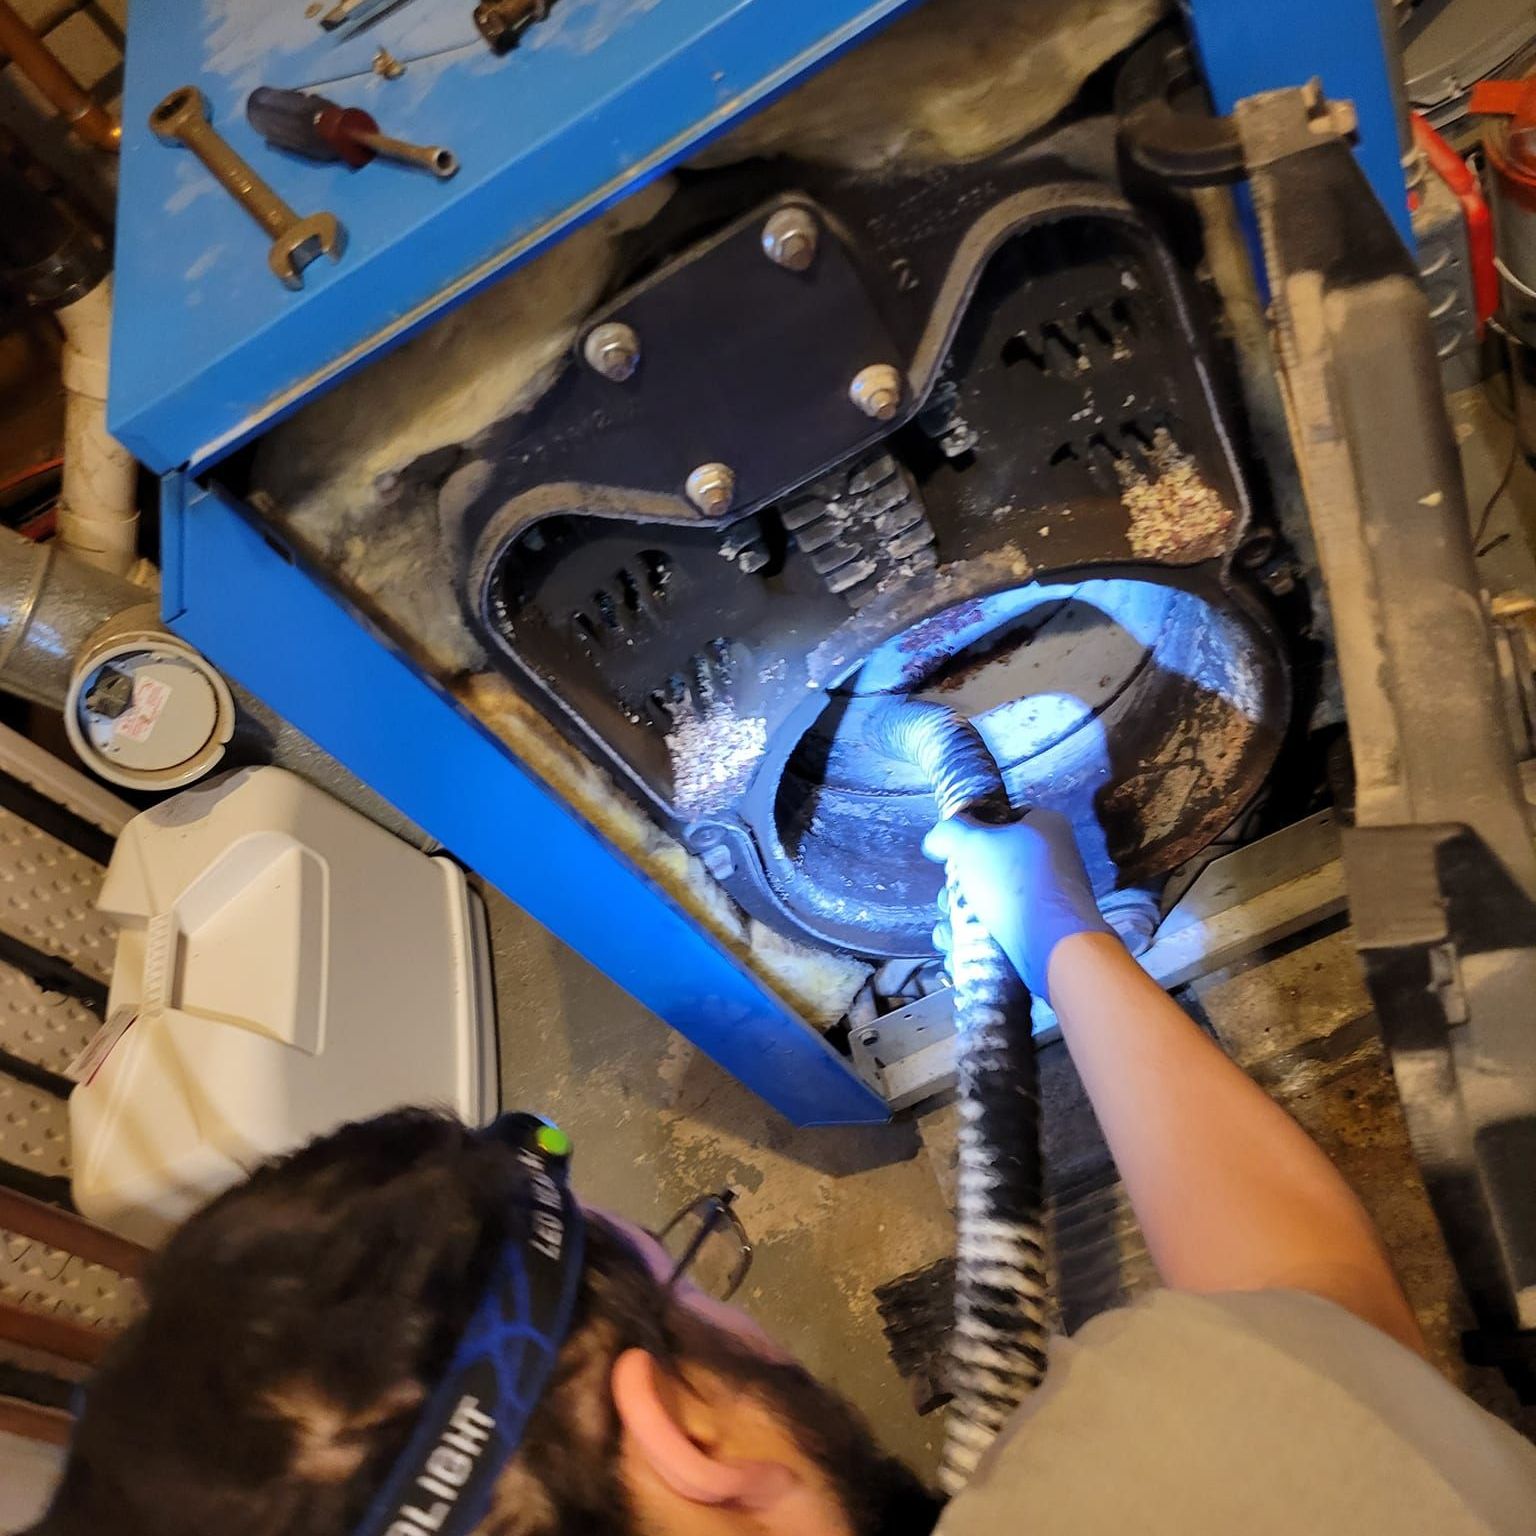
0, 758, 139, 1338
0, 963, 101, 1079
0, 804, 117, 982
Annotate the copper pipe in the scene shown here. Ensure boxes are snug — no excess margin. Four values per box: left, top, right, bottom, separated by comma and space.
0, 1395, 72, 1445
0, 0, 120, 152
0, 1188, 148, 1279
0, 1297, 113, 1365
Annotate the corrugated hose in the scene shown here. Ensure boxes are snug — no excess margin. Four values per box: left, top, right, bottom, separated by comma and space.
874, 702, 1048, 1494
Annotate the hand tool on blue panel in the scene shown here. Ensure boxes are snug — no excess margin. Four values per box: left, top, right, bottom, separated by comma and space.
150, 85, 345, 289
246, 86, 459, 178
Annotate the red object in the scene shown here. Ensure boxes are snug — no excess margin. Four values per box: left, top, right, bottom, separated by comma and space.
246, 88, 382, 169
315, 103, 381, 169
1470, 77, 1536, 209
1469, 78, 1536, 125
1412, 111, 1498, 333
14, 505, 57, 540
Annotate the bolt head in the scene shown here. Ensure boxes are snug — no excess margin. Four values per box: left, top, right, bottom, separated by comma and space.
584, 321, 641, 382
849, 363, 904, 422
762, 207, 819, 272
858, 1028, 880, 1048
1326, 101, 1358, 138
686, 462, 736, 517
701, 844, 735, 880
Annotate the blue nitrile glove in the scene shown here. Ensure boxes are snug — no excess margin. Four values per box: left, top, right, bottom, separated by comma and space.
922, 808, 1118, 1002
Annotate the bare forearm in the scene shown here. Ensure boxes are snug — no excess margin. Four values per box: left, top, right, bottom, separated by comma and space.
1048, 932, 1425, 1354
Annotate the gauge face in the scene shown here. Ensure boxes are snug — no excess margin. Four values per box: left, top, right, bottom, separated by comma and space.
79, 652, 220, 772
70, 642, 234, 791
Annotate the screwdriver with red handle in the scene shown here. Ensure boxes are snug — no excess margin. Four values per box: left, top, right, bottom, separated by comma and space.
246, 86, 459, 178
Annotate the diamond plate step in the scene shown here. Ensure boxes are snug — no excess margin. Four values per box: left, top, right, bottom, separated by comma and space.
0, 750, 138, 1349
0, 964, 101, 1077
0, 805, 116, 983
0, 1077, 70, 1180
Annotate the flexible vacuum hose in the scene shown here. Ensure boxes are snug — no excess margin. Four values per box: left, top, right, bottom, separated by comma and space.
875, 703, 1048, 1492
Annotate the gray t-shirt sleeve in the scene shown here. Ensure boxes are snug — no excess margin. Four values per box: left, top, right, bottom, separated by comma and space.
937, 1289, 1536, 1536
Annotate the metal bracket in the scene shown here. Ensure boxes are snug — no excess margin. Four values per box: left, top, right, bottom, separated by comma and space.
1238, 82, 1536, 1357
854, 811, 1347, 1112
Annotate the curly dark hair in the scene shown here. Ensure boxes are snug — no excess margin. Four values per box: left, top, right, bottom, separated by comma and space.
29, 1111, 938, 1536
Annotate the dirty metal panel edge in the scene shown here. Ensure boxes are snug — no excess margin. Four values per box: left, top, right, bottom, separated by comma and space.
1185, 0, 1413, 247
110, 0, 924, 475
160, 473, 889, 1128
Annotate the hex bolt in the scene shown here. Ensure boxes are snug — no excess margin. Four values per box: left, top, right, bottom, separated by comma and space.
1237, 528, 1277, 569
701, 844, 736, 880
762, 207, 819, 272
686, 462, 736, 517
849, 363, 904, 422
583, 321, 641, 382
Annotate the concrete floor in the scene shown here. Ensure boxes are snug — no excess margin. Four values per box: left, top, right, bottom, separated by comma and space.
486, 897, 1536, 1479
1188, 927, 1534, 1434
486, 896, 957, 1474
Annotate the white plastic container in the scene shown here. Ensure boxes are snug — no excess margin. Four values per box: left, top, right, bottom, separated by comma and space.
70, 767, 496, 1243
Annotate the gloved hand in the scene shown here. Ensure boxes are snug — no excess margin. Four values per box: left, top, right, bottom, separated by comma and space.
922, 808, 1118, 1002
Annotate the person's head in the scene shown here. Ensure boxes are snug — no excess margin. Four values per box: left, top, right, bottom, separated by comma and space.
31, 1110, 939, 1536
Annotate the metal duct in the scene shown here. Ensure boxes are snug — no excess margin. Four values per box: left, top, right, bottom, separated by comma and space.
0, 525, 142, 707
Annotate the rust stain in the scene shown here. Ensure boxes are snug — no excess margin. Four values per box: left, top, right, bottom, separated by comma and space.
896, 597, 989, 655
1101, 679, 1268, 877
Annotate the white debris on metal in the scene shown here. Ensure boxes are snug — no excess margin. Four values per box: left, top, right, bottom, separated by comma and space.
0, 806, 116, 981
462, 675, 870, 1028
1117, 426, 1233, 561
667, 707, 768, 814
698, 0, 1167, 172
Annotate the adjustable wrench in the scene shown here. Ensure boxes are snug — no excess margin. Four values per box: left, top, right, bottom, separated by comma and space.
150, 85, 344, 290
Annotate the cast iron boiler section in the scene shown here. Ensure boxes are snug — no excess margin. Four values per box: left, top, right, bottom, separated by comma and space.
442, 116, 1291, 962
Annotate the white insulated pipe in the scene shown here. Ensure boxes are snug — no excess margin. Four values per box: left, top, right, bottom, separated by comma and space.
54, 279, 138, 576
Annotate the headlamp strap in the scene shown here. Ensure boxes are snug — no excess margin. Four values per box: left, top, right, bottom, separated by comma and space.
351, 1135, 585, 1536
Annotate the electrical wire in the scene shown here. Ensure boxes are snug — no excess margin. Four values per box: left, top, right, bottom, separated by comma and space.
1473, 427, 1519, 552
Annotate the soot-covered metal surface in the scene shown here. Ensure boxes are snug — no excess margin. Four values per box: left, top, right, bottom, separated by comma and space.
772, 577, 1279, 954
446, 117, 1289, 958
